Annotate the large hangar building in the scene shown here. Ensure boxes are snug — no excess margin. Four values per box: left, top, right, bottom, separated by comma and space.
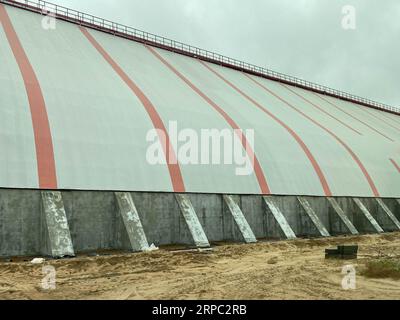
1, 0, 400, 257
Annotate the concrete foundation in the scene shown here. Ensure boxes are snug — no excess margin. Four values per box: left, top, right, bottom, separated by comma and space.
326, 198, 359, 236
353, 198, 384, 233
115, 192, 150, 252
1, 189, 399, 258
41, 191, 75, 258
175, 194, 210, 248
263, 196, 297, 240
297, 197, 330, 237
223, 195, 257, 243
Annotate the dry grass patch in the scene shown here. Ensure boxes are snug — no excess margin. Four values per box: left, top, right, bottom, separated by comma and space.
362, 259, 400, 280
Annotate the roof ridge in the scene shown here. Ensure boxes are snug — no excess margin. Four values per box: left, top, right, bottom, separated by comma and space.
1, 0, 398, 115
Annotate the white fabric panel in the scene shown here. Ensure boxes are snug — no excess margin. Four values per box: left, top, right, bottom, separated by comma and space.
88, 29, 261, 194
0, 21, 38, 188
153, 49, 327, 196
1, 5, 399, 197
6, 6, 173, 192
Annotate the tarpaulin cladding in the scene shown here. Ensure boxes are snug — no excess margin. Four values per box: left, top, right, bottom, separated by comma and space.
0, 5, 399, 197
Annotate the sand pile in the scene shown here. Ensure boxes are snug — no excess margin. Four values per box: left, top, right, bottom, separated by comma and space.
0, 233, 399, 300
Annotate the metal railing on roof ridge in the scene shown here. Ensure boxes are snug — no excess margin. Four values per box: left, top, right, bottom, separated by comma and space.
2, 0, 399, 115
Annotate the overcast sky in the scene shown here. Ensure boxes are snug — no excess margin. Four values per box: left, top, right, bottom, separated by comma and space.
53, 0, 399, 107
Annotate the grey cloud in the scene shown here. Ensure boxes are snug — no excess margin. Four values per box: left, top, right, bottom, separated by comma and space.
55, 0, 399, 106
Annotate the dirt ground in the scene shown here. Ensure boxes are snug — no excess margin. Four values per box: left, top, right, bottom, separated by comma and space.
0, 233, 400, 300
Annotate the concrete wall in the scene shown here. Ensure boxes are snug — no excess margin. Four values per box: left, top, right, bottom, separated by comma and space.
0, 190, 42, 257
382, 198, 400, 225
0, 189, 399, 257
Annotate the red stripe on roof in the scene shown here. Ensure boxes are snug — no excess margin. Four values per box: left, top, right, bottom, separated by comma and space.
146, 46, 271, 195
246, 75, 380, 197
199, 62, 332, 197
284, 86, 362, 135
376, 110, 400, 127
359, 107, 400, 133
80, 27, 185, 193
390, 159, 400, 173
0, 4, 57, 189
315, 93, 395, 142
281, 84, 380, 197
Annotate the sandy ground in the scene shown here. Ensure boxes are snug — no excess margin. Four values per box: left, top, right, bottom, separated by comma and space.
0, 233, 400, 300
